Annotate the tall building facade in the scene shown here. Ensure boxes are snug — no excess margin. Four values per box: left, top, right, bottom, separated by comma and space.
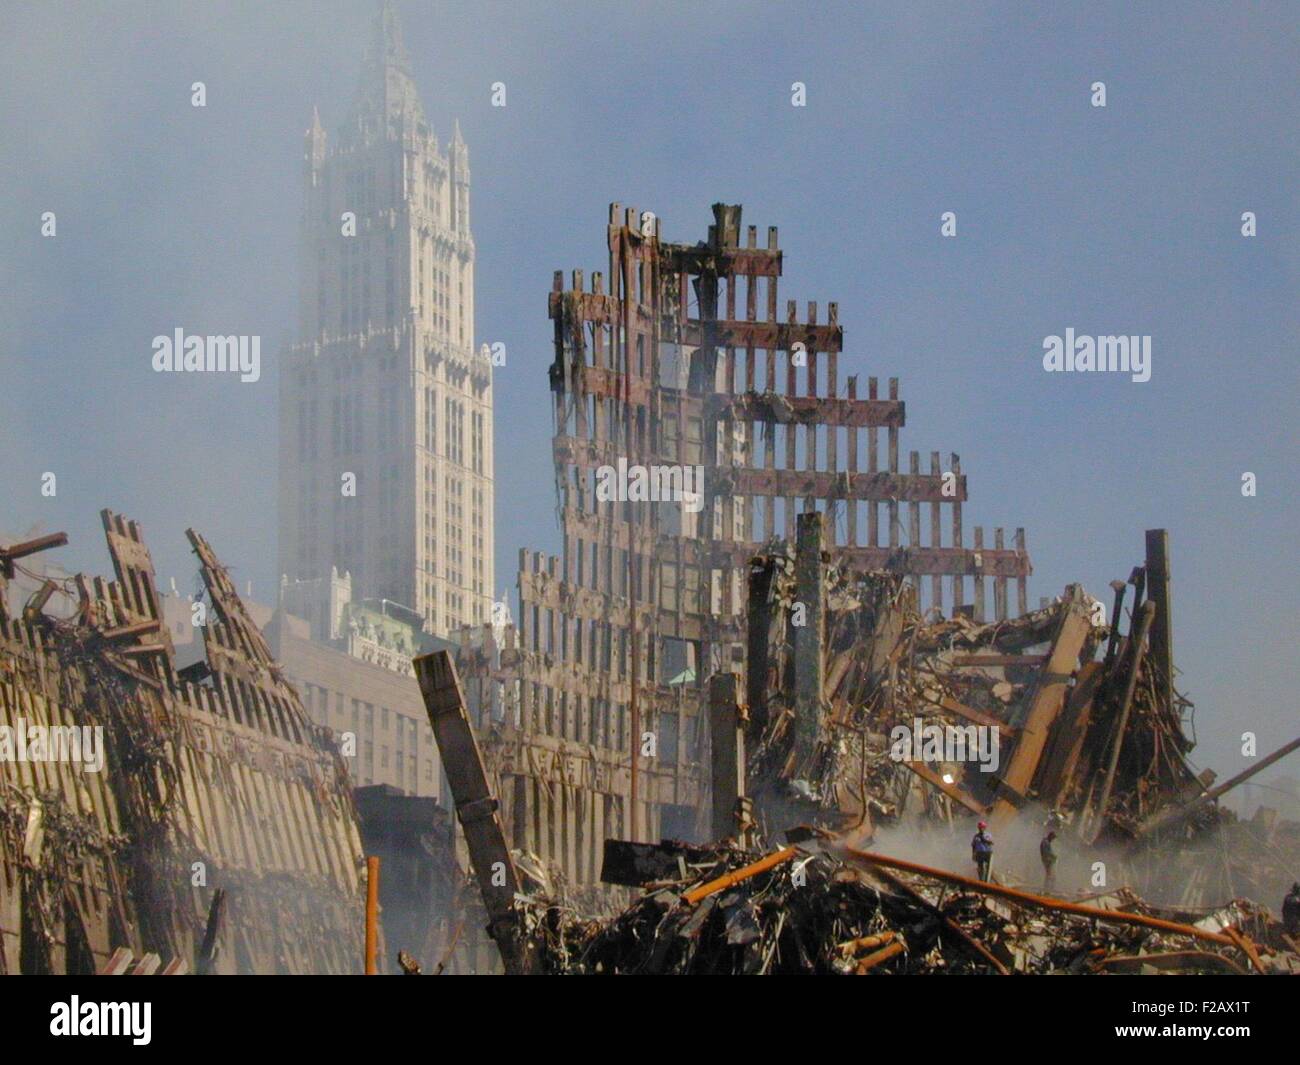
278, 3, 494, 639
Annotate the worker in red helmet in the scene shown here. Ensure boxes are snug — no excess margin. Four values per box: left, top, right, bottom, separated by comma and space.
971, 820, 994, 881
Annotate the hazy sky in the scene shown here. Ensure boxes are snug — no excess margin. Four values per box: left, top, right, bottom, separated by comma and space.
2, 1, 1296, 781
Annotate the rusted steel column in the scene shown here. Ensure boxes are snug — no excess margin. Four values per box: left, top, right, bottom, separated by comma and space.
990, 585, 1092, 824
1144, 529, 1173, 712
1224, 927, 1267, 974
929, 452, 943, 612
1092, 600, 1156, 835
196, 888, 226, 976
950, 453, 964, 611
993, 528, 1007, 620
908, 451, 921, 582
415, 650, 533, 974
745, 556, 781, 735
887, 379, 899, 550
364, 856, 380, 975
1103, 579, 1127, 666
1014, 528, 1028, 616
1137, 732, 1300, 839
867, 378, 879, 546
793, 512, 826, 774
708, 672, 746, 844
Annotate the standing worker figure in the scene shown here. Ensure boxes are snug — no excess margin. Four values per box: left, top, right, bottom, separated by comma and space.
971, 821, 994, 882
1284, 882, 1300, 937
1040, 830, 1058, 892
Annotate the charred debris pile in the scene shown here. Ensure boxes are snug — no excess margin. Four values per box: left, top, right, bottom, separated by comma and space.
414, 520, 1300, 976
518, 838, 1297, 976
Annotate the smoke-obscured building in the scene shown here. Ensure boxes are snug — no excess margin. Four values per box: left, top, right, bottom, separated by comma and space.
278, 2, 494, 639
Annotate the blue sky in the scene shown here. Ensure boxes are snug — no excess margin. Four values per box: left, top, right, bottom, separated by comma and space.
2, 1, 1296, 781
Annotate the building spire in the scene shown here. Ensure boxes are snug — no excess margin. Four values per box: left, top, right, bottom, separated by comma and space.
348, 0, 427, 141
305, 105, 327, 173
373, 0, 410, 75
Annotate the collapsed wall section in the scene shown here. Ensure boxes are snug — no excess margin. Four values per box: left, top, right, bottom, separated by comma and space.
0, 511, 366, 974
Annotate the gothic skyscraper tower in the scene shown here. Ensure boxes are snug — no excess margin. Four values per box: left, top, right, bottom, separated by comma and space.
278, 3, 493, 637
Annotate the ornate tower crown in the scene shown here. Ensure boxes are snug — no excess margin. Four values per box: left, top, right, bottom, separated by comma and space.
346, 0, 428, 144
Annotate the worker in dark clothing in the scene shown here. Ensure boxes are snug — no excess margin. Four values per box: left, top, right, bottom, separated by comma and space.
1040, 830, 1058, 893
971, 821, 994, 881
1284, 883, 1300, 937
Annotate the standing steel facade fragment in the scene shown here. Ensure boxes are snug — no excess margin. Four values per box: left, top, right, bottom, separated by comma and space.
0, 512, 366, 974
460, 203, 1032, 888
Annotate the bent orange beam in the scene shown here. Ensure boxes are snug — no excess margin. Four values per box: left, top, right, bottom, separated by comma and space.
837, 845, 1238, 949
682, 847, 799, 905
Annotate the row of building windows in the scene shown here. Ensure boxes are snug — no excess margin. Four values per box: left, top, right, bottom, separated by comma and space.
520, 686, 700, 764
296, 679, 436, 794
444, 396, 464, 464
471, 411, 484, 474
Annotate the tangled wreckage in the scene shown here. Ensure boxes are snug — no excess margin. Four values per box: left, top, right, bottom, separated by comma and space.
416, 521, 1300, 975
0, 514, 365, 975
415, 202, 1299, 975
3, 203, 1297, 976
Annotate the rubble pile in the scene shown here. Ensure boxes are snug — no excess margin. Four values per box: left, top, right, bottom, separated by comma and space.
413, 523, 1300, 977
517, 839, 1300, 975
744, 525, 1204, 847
547, 847, 923, 975
0, 515, 367, 975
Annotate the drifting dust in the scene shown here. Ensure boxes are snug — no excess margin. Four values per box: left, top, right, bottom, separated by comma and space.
863, 803, 1126, 898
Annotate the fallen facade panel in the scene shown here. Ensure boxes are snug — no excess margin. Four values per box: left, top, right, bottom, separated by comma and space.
0, 511, 367, 974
